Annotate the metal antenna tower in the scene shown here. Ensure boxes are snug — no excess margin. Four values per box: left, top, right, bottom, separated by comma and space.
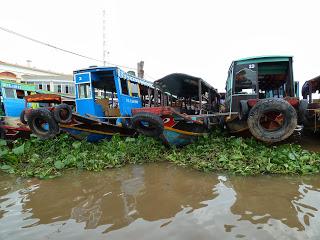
102, 9, 107, 66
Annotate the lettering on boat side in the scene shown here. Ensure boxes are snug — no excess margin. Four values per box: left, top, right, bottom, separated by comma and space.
2, 83, 22, 89
125, 98, 139, 104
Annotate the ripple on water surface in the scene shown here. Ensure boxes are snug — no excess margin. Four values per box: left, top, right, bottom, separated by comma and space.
0, 163, 320, 240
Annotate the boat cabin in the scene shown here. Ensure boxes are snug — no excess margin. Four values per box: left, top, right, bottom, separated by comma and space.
0, 80, 37, 117
131, 73, 220, 146
225, 56, 299, 112
74, 67, 157, 121
301, 76, 320, 130
302, 75, 320, 104
154, 73, 220, 115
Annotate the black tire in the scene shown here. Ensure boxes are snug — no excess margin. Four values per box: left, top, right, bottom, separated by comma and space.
53, 104, 72, 123
0, 126, 5, 139
247, 98, 297, 143
298, 99, 311, 126
27, 108, 59, 140
20, 109, 28, 124
132, 112, 164, 137
239, 100, 249, 120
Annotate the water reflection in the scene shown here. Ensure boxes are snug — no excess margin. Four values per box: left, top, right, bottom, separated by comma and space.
0, 163, 320, 240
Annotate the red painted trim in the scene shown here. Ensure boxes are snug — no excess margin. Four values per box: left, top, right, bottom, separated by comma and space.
247, 99, 258, 107
246, 98, 300, 108
132, 107, 176, 116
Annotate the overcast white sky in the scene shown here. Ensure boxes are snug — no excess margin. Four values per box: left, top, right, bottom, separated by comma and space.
0, 0, 319, 91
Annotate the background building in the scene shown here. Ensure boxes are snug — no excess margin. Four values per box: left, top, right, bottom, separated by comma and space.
0, 60, 74, 96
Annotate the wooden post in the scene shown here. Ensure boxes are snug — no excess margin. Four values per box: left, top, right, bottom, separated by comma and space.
111, 92, 114, 106
208, 90, 212, 111
160, 92, 164, 106
148, 88, 151, 107
198, 79, 202, 113
104, 87, 107, 98
309, 83, 313, 103
154, 89, 158, 106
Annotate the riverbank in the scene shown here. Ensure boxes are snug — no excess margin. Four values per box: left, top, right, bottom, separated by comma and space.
1, 132, 320, 178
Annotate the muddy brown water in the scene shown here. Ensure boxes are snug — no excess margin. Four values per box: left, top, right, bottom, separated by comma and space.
1, 162, 320, 240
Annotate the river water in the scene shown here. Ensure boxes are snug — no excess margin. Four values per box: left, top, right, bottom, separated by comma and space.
0, 162, 320, 240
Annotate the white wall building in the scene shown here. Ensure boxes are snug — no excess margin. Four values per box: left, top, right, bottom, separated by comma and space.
0, 60, 74, 96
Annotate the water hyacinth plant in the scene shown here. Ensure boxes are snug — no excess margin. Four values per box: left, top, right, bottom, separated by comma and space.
0, 132, 320, 179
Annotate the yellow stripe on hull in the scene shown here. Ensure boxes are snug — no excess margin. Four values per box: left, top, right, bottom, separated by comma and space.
164, 126, 207, 136
60, 124, 132, 137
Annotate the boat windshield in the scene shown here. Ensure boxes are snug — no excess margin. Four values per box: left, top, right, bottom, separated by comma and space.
77, 83, 91, 99
234, 64, 257, 95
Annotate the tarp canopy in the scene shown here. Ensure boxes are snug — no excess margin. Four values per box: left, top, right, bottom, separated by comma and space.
154, 73, 219, 99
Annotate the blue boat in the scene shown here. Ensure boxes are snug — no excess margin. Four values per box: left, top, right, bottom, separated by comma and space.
26, 68, 221, 146
0, 80, 37, 117
26, 66, 156, 141
0, 80, 38, 140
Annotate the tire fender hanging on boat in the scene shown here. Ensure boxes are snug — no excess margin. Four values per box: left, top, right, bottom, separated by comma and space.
132, 112, 164, 137
20, 109, 28, 124
53, 104, 72, 124
27, 108, 60, 140
247, 98, 297, 143
0, 126, 5, 139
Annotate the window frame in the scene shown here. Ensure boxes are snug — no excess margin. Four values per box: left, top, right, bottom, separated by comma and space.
4, 88, 16, 99
120, 78, 129, 95
77, 83, 92, 99
129, 81, 140, 97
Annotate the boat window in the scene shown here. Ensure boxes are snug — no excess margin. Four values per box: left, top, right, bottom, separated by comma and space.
77, 83, 91, 99
4, 88, 15, 98
16, 90, 25, 99
234, 64, 257, 94
65, 85, 69, 94
130, 82, 140, 97
47, 84, 51, 91
58, 84, 62, 93
256, 62, 290, 98
120, 78, 129, 95
38, 83, 43, 90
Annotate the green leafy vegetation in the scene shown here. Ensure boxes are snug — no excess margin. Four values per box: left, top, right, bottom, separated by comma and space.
0, 133, 320, 179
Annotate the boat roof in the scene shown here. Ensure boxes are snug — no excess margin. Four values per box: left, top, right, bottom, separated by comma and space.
234, 55, 293, 65
74, 66, 153, 88
24, 94, 62, 103
302, 75, 320, 95
154, 73, 219, 98
0, 79, 37, 91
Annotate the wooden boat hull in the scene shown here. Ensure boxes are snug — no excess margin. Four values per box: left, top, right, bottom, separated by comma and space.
0, 125, 31, 140
301, 103, 320, 132
0, 117, 31, 140
161, 126, 207, 146
132, 107, 209, 146
225, 116, 249, 133
60, 114, 136, 142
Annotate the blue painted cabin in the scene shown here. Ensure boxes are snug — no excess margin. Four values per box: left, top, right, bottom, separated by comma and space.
73, 67, 154, 120
0, 80, 37, 117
